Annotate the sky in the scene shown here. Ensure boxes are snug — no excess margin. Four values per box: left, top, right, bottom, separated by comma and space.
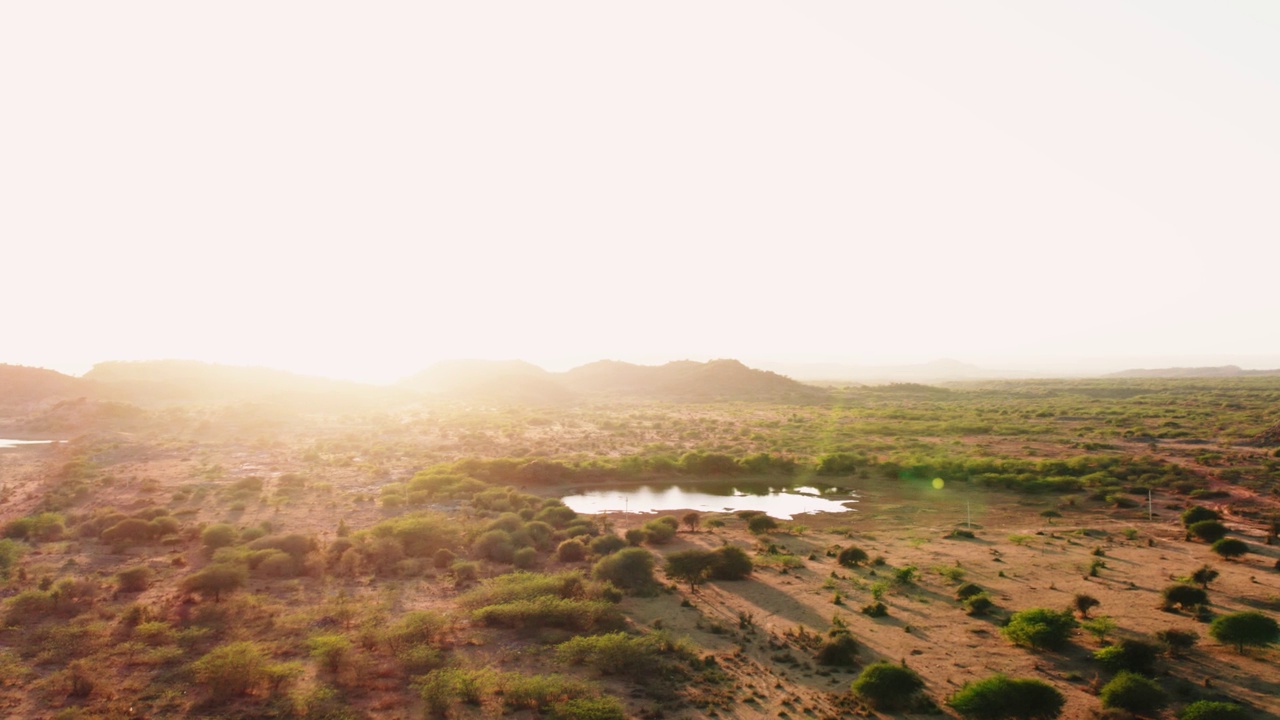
3, 1, 1278, 383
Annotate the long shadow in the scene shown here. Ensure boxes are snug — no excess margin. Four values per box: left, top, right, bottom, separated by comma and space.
709, 577, 832, 630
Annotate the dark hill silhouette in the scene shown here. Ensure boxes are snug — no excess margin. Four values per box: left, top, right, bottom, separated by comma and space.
0, 364, 86, 406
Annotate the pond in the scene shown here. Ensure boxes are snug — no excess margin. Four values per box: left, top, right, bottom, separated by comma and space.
0, 439, 60, 449
561, 481, 857, 520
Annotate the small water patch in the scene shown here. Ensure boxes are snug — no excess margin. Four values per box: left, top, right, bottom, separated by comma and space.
562, 481, 857, 520
0, 439, 60, 449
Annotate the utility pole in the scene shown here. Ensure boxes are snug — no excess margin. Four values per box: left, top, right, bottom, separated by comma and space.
1148, 489, 1153, 521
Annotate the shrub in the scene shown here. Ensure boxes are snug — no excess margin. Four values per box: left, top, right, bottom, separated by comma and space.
433, 548, 455, 569
1211, 538, 1249, 560
1161, 584, 1208, 611
1179, 700, 1250, 720
498, 672, 595, 710
0, 538, 24, 579
708, 545, 753, 580
948, 674, 1065, 719
623, 529, 646, 546
641, 519, 676, 545
557, 539, 587, 562
589, 535, 626, 556
1082, 616, 1117, 644
1155, 628, 1198, 657
964, 594, 994, 616
181, 564, 247, 603
473, 530, 516, 563
513, 547, 539, 569
861, 601, 888, 617
955, 582, 984, 600
850, 661, 923, 709
192, 641, 270, 701
747, 515, 778, 535
473, 597, 622, 632
664, 549, 716, 590
1182, 506, 1219, 527
417, 667, 494, 715
1093, 638, 1158, 673
1188, 521, 1228, 543
592, 548, 656, 593
117, 566, 153, 593
451, 560, 478, 585
1099, 671, 1167, 715
1209, 611, 1280, 653
814, 628, 858, 667
101, 518, 156, 546
681, 512, 701, 532
201, 524, 238, 551
837, 546, 868, 567
551, 696, 627, 720
308, 633, 352, 674
1074, 593, 1101, 618
1190, 564, 1219, 588
555, 630, 691, 674
1001, 608, 1077, 650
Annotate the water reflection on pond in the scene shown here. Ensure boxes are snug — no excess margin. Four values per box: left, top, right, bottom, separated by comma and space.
0, 439, 60, 449
561, 481, 857, 520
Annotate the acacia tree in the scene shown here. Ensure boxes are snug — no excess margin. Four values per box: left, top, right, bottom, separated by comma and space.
682, 512, 701, 533
664, 549, 716, 591
948, 674, 1065, 720
181, 564, 247, 603
1073, 593, 1100, 618
1209, 611, 1280, 653
1211, 538, 1249, 560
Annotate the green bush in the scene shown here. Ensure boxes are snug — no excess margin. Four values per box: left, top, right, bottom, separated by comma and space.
550, 696, 627, 720
513, 547, 539, 569
499, 672, 596, 710
708, 545, 753, 580
307, 633, 352, 673
0, 538, 24, 579
592, 548, 657, 593
747, 515, 778, 535
1181, 506, 1219, 527
1093, 638, 1158, 673
589, 535, 626, 556
1162, 584, 1208, 611
1099, 671, 1167, 715
850, 661, 924, 709
1001, 608, 1077, 650
1188, 521, 1228, 543
1179, 700, 1250, 720
955, 582, 984, 600
948, 674, 1065, 719
964, 594, 994, 616
472, 597, 622, 632
1209, 611, 1280, 653
117, 566, 153, 593
557, 539, 587, 562
641, 519, 676, 545
192, 641, 270, 701
200, 524, 238, 551
181, 564, 247, 603
555, 630, 692, 674
1211, 538, 1249, 560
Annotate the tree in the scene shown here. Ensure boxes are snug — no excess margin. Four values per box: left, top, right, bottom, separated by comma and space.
814, 628, 858, 667
1188, 521, 1228, 543
747, 515, 778, 535
1073, 593, 1100, 618
681, 512, 701, 533
850, 662, 924, 709
948, 674, 1065, 720
1211, 538, 1249, 560
1161, 584, 1208, 611
1001, 608, 1077, 651
1182, 506, 1220, 527
1209, 611, 1280, 653
1099, 671, 1167, 715
181, 564, 247, 603
1191, 564, 1219, 589
664, 549, 716, 591
707, 545, 752, 580
837, 546, 868, 567
1179, 700, 1250, 720
641, 519, 676, 545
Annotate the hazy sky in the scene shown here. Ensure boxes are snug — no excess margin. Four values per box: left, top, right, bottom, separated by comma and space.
3, 2, 1278, 382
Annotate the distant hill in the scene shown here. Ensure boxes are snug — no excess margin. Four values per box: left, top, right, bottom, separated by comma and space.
399, 358, 825, 403
564, 359, 826, 401
83, 360, 379, 406
756, 358, 1033, 383
399, 360, 571, 405
1104, 365, 1280, 379
0, 364, 86, 406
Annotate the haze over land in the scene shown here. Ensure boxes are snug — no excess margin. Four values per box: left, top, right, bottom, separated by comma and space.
3, 2, 1279, 383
